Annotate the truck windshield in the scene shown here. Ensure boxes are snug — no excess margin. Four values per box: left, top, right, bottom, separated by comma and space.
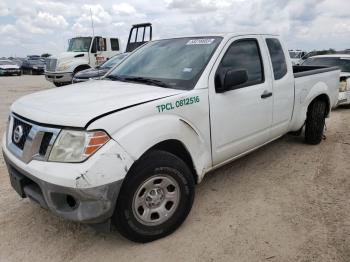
106, 37, 222, 90
302, 57, 350, 72
67, 37, 92, 52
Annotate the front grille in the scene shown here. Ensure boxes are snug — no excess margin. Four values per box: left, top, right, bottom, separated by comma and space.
7, 115, 61, 163
45, 58, 57, 72
39, 132, 53, 156
12, 118, 32, 150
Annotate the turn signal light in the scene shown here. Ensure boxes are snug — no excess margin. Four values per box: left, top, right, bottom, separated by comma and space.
84, 131, 110, 156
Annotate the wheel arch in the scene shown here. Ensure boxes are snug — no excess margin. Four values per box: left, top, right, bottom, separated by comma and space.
307, 93, 330, 117
73, 64, 91, 74
147, 139, 198, 184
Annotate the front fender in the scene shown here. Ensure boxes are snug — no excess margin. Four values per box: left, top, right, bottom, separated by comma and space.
112, 114, 211, 181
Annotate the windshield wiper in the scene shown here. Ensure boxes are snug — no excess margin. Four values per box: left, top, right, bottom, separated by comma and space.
105, 75, 126, 82
123, 77, 170, 88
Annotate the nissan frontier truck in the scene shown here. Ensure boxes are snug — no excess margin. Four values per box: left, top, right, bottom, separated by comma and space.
3, 33, 340, 243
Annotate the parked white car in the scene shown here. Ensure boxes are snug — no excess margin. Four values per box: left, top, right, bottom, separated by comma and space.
302, 54, 350, 106
0, 59, 21, 76
3, 33, 340, 242
289, 49, 307, 65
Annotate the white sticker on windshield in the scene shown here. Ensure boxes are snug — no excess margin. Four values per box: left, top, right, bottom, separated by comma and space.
183, 68, 192, 72
186, 39, 215, 45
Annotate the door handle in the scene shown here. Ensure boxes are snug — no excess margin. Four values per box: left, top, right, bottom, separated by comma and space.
261, 91, 273, 99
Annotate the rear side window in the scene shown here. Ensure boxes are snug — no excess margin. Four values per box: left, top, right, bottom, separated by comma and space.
111, 38, 120, 51
266, 38, 288, 80
216, 39, 264, 89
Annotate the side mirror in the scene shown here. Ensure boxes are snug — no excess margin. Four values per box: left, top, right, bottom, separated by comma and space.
216, 69, 248, 93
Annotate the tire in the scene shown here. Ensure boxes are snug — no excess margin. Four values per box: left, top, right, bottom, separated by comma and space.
305, 100, 327, 145
113, 150, 195, 243
53, 82, 61, 87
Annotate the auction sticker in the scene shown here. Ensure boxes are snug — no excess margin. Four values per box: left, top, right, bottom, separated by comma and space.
186, 39, 215, 45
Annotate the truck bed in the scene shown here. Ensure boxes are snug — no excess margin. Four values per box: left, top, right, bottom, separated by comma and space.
293, 65, 339, 78
289, 65, 340, 132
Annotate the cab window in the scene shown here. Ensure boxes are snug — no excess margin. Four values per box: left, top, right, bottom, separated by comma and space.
215, 39, 264, 90
266, 38, 288, 80
111, 38, 120, 51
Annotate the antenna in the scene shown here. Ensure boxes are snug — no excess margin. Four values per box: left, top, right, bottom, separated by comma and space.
90, 8, 95, 37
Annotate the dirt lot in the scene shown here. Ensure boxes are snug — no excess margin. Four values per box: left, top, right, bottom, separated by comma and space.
0, 75, 349, 262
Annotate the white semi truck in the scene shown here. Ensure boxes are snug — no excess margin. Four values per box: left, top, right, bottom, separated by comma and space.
45, 36, 121, 86
3, 33, 340, 243
45, 23, 152, 86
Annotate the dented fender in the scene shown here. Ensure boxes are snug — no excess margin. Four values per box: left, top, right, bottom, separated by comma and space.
111, 114, 212, 182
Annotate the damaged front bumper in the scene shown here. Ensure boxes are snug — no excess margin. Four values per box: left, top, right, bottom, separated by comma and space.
2, 134, 134, 224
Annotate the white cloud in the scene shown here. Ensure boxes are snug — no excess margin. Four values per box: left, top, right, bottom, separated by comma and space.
34, 12, 68, 28
112, 3, 136, 15
0, 2, 10, 16
1, 0, 350, 56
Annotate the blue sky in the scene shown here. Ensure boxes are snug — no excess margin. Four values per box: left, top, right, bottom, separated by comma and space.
1, 0, 350, 57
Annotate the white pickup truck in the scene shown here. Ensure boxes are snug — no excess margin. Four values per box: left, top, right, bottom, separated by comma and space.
2, 33, 340, 243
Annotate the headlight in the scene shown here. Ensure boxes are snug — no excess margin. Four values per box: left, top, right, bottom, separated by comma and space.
57, 63, 70, 71
339, 80, 348, 92
49, 130, 110, 162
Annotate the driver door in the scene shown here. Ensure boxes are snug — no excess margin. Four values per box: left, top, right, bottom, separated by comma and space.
208, 36, 273, 165
90, 37, 106, 67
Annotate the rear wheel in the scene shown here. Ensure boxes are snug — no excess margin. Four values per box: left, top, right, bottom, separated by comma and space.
305, 100, 327, 145
113, 150, 195, 243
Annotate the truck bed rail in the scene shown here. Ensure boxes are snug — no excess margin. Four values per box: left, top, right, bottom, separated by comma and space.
293, 66, 340, 78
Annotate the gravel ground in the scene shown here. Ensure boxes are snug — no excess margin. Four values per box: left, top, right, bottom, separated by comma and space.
0, 75, 349, 262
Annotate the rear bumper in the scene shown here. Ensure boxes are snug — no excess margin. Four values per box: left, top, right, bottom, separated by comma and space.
45, 71, 73, 83
337, 90, 350, 106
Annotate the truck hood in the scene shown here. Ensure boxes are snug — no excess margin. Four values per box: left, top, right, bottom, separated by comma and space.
53, 52, 88, 64
11, 80, 185, 128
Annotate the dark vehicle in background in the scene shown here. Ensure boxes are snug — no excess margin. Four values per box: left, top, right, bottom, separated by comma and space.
0, 59, 21, 76
302, 54, 350, 106
21, 55, 46, 75
72, 53, 129, 83
10, 58, 25, 67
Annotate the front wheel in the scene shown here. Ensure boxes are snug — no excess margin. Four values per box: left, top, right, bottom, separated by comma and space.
305, 100, 327, 145
113, 150, 195, 243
